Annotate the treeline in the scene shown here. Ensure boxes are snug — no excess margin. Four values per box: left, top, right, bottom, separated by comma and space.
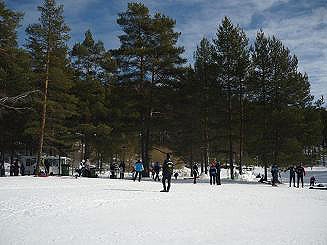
1, 0, 326, 179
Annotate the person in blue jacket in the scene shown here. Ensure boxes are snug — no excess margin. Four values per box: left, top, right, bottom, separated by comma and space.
133, 159, 144, 182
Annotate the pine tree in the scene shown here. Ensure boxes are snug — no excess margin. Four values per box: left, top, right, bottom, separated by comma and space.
114, 3, 186, 175
249, 30, 315, 174
25, 0, 77, 172
71, 29, 114, 163
0, 1, 34, 163
212, 17, 249, 179
193, 37, 216, 173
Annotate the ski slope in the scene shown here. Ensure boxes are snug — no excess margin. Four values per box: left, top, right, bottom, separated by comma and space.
0, 175, 326, 245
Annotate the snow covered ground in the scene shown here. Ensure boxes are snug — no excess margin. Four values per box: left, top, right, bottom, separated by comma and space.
0, 175, 326, 245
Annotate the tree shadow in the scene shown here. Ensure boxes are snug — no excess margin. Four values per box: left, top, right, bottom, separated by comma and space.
104, 188, 158, 193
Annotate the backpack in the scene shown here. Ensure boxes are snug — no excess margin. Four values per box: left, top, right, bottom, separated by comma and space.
167, 161, 173, 174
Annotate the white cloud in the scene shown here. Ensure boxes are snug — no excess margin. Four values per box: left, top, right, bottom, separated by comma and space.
7, 0, 327, 99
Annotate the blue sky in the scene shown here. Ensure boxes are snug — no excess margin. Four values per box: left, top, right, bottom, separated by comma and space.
7, 0, 327, 100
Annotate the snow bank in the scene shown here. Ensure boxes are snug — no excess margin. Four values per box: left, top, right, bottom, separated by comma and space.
0, 176, 326, 245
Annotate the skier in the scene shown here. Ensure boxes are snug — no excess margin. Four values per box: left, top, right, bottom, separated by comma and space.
14, 160, 19, 176
0, 161, 4, 177
287, 166, 296, 187
161, 154, 174, 192
10, 162, 14, 176
110, 162, 116, 179
295, 164, 305, 188
119, 161, 125, 179
151, 167, 155, 179
154, 162, 160, 181
209, 161, 217, 185
78, 160, 84, 177
133, 159, 144, 182
271, 164, 279, 186
20, 163, 25, 176
215, 161, 221, 185
174, 172, 179, 180
310, 176, 316, 186
192, 163, 199, 184
44, 159, 50, 175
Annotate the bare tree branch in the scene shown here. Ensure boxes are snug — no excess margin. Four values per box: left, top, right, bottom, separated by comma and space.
0, 90, 40, 112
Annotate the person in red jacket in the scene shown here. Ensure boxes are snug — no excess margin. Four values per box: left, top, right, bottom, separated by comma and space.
209, 161, 217, 185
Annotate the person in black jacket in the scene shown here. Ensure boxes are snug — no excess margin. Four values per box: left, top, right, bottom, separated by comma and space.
295, 164, 305, 188
154, 162, 160, 181
271, 165, 279, 186
0, 161, 5, 177
161, 154, 173, 192
119, 161, 125, 179
14, 160, 19, 176
287, 166, 296, 187
310, 176, 316, 186
192, 163, 199, 184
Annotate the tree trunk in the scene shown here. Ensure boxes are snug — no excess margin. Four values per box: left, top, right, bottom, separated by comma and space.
239, 83, 244, 175
143, 122, 150, 177
228, 83, 234, 179
36, 32, 50, 175
204, 61, 209, 174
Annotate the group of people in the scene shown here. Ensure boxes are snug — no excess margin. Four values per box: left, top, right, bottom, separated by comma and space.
108, 161, 126, 179
191, 161, 221, 185
132, 154, 174, 192
287, 165, 306, 188
76, 159, 94, 177
0, 160, 26, 177
10, 160, 23, 176
270, 164, 314, 188
132, 156, 223, 192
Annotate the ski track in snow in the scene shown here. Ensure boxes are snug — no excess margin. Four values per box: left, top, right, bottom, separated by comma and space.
0, 176, 326, 245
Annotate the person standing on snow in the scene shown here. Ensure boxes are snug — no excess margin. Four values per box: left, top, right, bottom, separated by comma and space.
0, 161, 5, 177
154, 162, 160, 181
20, 163, 25, 176
287, 166, 296, 187
133, 159, 144, 182
209, 161, 217, 185
14, 160, 19, 176
271, 164, 279, 186
119, 161, 125, 179
192, 163, 199, 184
161, 154, 174, 192
295, 164, 305, 188
78, 160, 84, 177
151, 166, 156, 180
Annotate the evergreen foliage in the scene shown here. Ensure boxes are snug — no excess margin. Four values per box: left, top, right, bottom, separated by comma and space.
25, 0, 77, 167
0, 2, 324, 176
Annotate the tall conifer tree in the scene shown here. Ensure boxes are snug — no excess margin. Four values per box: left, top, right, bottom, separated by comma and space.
213, 17, 249, 179
115, 3, 185, 174
25, 0, 76, 172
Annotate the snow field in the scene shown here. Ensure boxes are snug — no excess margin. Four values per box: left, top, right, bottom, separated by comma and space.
0, 176, 326, 245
